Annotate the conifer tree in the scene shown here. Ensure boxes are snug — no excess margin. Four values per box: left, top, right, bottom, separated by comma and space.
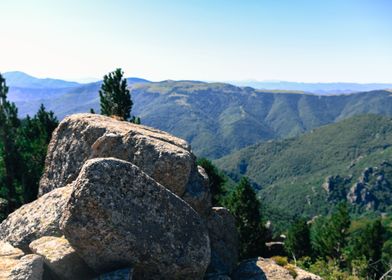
196, 158, 226, 206
0, 73, 21, 213
311, 203, 350, 261
227, 177, 266, 259
17, 104, 58, 203
99, 68, 133, 120
285, 218, 312, 261
348, 219, 385, 278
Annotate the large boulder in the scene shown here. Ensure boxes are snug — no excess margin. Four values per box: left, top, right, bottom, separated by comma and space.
206, 207, 239, 275
0, 187, 72, 251
60, 158, 210, 279
39, 113, 210, 215
7, 254, 44, 280
232, 258, 322, 280
0, 242, 43, 280
29, 236, 95, 280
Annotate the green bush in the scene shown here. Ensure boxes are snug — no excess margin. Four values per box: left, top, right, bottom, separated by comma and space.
271, 256, 288, 267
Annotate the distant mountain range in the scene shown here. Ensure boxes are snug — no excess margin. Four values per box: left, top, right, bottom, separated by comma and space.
229, 80, 392, 94
3, 71, 392, 159
3, 71, 81, 89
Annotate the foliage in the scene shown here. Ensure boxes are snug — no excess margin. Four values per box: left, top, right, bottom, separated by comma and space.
226, 177, 266, 259
346, 219, 386, 278
311, 203, 350, 261
271, 256, 288, 266
308, 259, 360, 280
285, 218, 312, 260
196, 158, 227, 206
0, 74, 58, 220
99, 68, 133, 121
17, 105, 58, 203
216, 115, 392, 226
0, 73, 21, 213
284, 264, 298, 278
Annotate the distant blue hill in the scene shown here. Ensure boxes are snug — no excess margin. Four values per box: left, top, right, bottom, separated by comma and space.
3, 71, 82, 89
229, 80, 392, 94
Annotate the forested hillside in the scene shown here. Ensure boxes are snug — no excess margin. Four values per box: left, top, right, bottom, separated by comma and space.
216, 115, 392, 220
9, 77, 392, 159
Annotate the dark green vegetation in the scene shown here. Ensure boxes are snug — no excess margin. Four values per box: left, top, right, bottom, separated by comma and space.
9, 77, 392, 159
99, 68, 134, 121
290, 205, 392, 280
0, 73, 58, 220
216, 115, 392, 222
196, 158, 227, 206
225, 177, 267, 259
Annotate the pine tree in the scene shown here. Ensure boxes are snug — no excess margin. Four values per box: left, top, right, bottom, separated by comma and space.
311, 203, 350, 261
17, 104, 58, 203
285, 218, 312, 261
227, 177, 266, 259
348, 219, 385, 278
196, 158, 226, 206
99, 68, 133, 120
0, 73, 22, 213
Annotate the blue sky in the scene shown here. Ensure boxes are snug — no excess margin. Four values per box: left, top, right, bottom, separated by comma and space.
0, 0, 391, 82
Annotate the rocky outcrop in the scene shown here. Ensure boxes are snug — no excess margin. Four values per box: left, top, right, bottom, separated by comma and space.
0, 187, 73, 251
29, 236, 95, 280
206, 207, 238, 275
1, 114, 249, 279
60, 158, 210, 279
7, 254, 44, 280
0, 242, 44, 280
39, 113, 210, 215
232, 258, 322, 280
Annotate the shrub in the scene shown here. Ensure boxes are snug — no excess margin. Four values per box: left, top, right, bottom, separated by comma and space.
271, 256, 288, 266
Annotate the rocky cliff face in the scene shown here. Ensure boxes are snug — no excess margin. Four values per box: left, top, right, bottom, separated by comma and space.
0, 114, 320, 280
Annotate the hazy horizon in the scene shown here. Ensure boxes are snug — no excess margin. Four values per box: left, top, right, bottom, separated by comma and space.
1, 0, 391, 83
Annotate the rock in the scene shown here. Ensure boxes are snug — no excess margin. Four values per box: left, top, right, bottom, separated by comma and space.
0, 187, 73, 251
295, 267, 323, 280
29, 236, 95, 280
0, 241, 24, 260
8, 254, 44, 280
231, 258, 267, 280
204, 274, 232, 280
232, 258, 322, 280
94, 268, 133, 280
206, 207, 238, 275
39, 113, 210, 215
0, 242, 44, 280
60, 158, 210, 279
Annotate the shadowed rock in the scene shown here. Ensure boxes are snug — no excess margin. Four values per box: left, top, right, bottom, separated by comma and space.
0, 187, 73, 251
206, 207, 239, 275
29, 236, 95, 280
60, 158, 210, 279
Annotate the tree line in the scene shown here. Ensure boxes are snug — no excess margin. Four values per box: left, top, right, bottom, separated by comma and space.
0, 73, 58, 220
199, 157, 392, 280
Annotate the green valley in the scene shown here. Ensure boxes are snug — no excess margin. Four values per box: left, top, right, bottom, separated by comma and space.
215, 115, 392, 221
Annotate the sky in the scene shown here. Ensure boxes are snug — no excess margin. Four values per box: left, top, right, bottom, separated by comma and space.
0, 0, 391, 83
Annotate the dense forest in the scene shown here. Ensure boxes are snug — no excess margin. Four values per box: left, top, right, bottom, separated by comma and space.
0, 73, 58, 220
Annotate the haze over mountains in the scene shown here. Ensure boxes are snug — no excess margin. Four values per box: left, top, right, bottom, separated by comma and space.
4, 71, 392, 159
229, 80, 392, 94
